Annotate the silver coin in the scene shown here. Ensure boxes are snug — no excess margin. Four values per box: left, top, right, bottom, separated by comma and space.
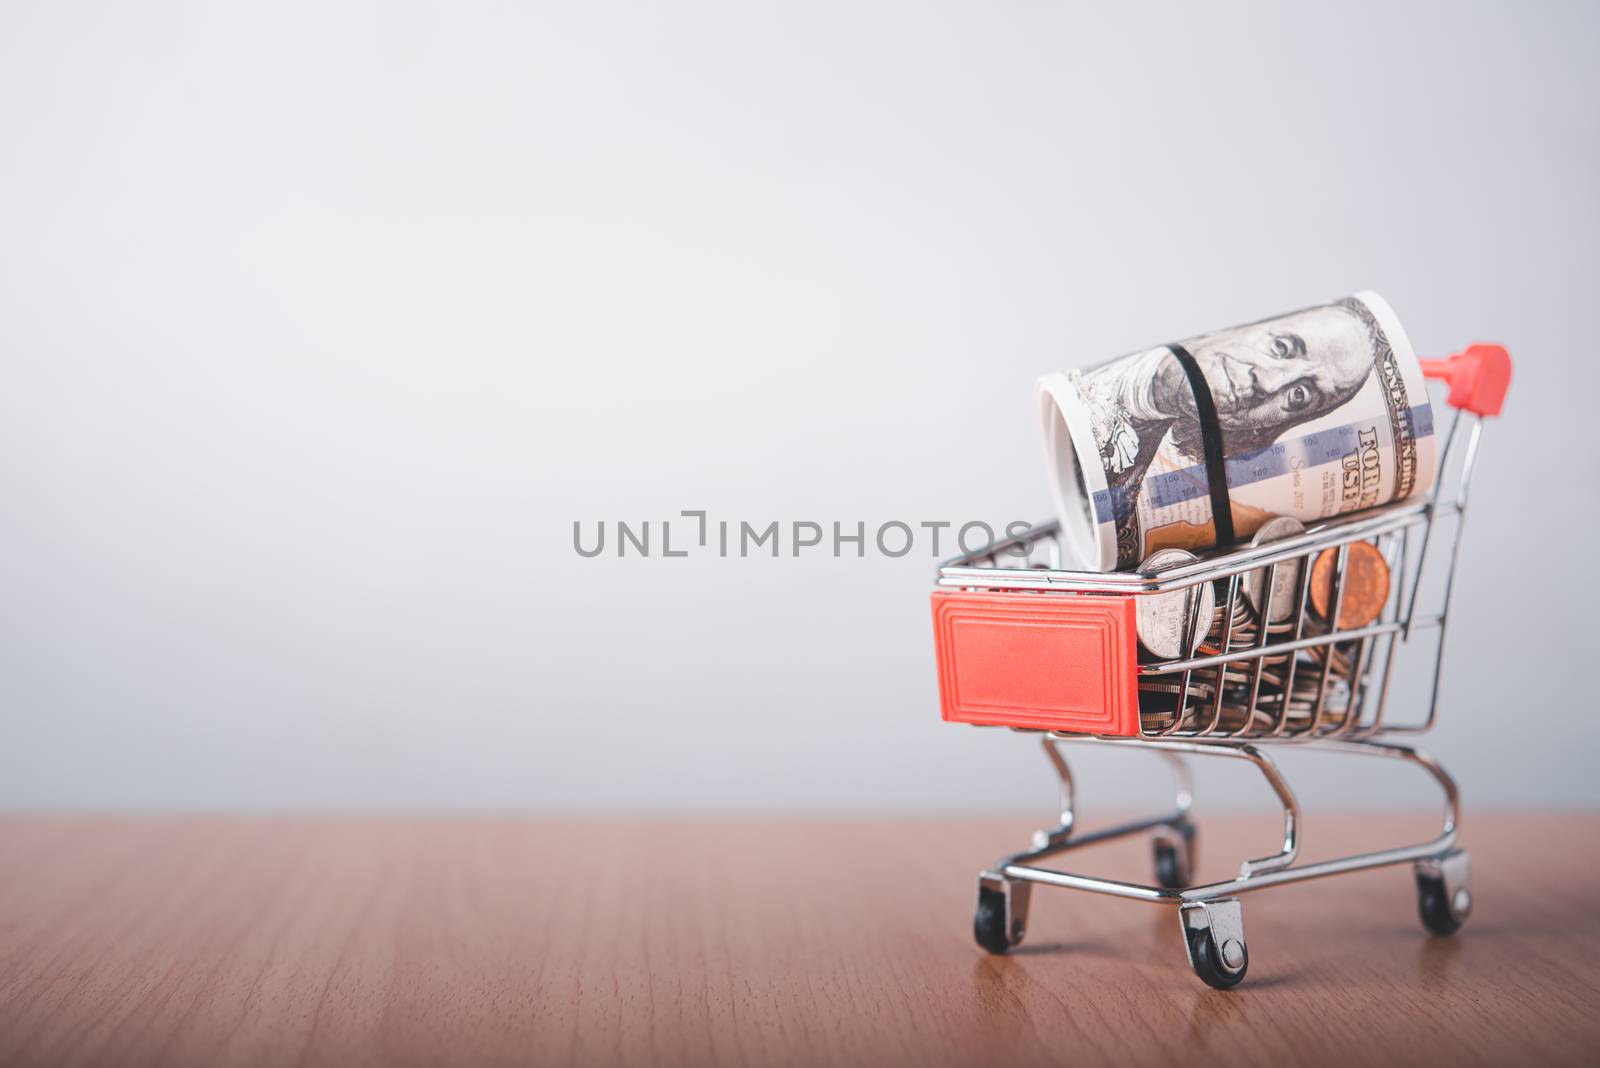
1242, 517, 1307, 625
1134, 548, 1216, 660
1138, 678, 1216, 698
1138, 709, 1179, 730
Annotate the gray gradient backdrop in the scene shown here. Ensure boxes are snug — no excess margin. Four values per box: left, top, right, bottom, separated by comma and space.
4, 2, 1597, 811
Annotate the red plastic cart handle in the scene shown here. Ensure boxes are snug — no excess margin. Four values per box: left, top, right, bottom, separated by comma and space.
1420, 344, 1511, 417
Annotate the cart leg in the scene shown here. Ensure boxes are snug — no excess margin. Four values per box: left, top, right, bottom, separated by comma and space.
1314, 740, 1469, 934
974, 870, 1032, 954
976, 740, 1198, 952
1028, 737, 1196, 855
1180, 899, 1248, 989
1029, 737, 1078, 852
1076, 737, 1299, 879
1039, 739, 1198, 886
1414, 848, 1471, 935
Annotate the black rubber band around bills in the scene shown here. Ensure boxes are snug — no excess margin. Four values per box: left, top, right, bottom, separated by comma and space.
1167, 343, 1236, 547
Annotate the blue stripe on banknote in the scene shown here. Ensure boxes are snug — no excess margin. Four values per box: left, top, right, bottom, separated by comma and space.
1093, 404, 1435, 525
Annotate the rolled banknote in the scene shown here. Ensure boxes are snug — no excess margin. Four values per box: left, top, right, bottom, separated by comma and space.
1037, 292, 1436, 571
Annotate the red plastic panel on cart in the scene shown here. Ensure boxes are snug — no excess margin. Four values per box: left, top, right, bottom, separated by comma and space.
1420, 344, 1512, 417
931, 590, 1140, 736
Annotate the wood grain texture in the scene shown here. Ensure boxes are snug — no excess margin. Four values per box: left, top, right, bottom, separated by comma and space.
1, 813, 1597, 1067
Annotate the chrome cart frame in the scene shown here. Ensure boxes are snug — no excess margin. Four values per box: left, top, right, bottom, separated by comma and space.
935, 349, 1507, 989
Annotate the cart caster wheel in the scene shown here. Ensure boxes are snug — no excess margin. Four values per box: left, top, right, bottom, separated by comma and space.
1180, 899, 1247, 990
1188, 928, 1248, 990
1417, 879, 1461, 936
1153, 823, 1196, 889
974, 875, 1030, 954
1415, 850, 1471, 937
974, 886, 1011, 954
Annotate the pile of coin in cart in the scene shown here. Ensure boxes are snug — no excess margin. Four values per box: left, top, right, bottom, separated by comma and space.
930, 292, 1511, 987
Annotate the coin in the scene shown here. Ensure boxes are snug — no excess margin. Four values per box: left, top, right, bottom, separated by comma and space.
1139, 678, 1216, 699
1134, 549, 1216, 660
1201, 589, 1265, 653
1308, 542, 1390, 629
1307, 642, 1356, 671
1138, 708, 1179, 730
1241, 517, 1307, 625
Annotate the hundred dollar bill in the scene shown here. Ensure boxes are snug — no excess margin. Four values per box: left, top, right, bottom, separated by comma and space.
1037, 292, 1436, 571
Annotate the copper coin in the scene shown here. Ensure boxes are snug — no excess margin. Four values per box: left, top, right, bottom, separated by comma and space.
1308, 542, 1390, 630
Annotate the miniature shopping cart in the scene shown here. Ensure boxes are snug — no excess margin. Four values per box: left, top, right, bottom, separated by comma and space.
931, 344, 1511, 989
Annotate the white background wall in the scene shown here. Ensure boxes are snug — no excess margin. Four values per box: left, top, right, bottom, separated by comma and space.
4, 1, 1597, 812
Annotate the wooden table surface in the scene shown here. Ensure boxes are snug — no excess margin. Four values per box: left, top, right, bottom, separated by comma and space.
2, 812, 1597, 1067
